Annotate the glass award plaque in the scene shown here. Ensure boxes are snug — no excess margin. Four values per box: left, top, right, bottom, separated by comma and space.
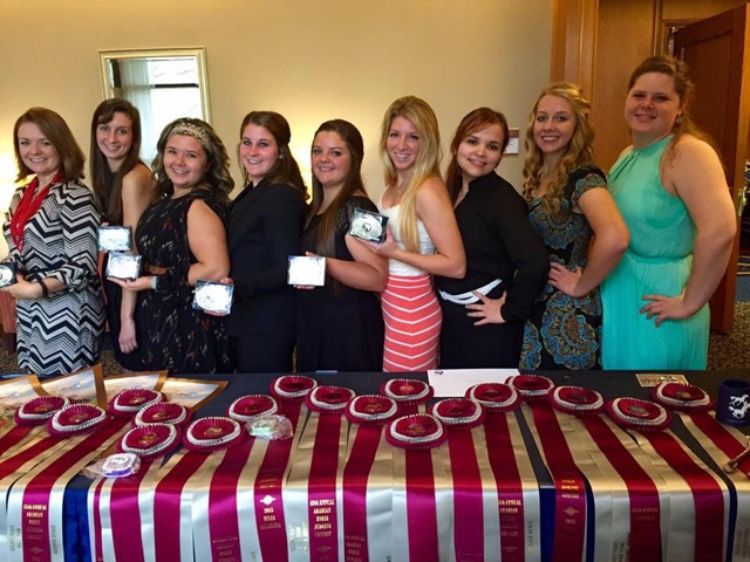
192, 281, 233, 314
0, 262, 17, 288
106, 252, 142, 280
287, 255, 326, 286
98, 226, 132, 252
348, 208, 388, 243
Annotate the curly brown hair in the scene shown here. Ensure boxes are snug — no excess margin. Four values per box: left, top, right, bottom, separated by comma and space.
151, 117, 233, 202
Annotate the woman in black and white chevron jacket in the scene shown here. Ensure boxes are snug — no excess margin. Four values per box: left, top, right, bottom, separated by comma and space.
2, 107, 104, 376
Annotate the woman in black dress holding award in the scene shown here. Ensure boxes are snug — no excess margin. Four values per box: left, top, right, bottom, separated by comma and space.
90, 99, 155, 369
112, 118, 234, 373
436, 108, 549, 367
295, 120, 387, 372
227, 111, 307, 373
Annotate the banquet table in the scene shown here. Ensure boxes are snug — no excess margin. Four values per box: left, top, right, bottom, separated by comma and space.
10, 369, 750, 562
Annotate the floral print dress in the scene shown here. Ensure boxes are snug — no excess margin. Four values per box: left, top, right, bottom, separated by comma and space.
133, 189, 233, 374
519, 166, 605, 370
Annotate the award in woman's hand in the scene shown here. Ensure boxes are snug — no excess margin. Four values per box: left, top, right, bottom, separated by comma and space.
288, 255, 326, 286
348, 209, 389, 243
106, 252, 142, 280
0, 262, 17, 288
192, 280, 234, 315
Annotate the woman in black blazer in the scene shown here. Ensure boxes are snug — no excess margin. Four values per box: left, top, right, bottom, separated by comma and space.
228, 111, 307, 373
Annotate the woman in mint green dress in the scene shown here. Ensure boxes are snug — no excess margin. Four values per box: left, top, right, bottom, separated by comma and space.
601, 56, 735, 370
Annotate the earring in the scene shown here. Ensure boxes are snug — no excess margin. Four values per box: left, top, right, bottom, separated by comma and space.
675, 115, 683, 126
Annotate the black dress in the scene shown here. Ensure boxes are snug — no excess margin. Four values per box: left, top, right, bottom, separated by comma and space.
435, 172, 548, 368
133, 189, 233, 374
296, 196, 384, 372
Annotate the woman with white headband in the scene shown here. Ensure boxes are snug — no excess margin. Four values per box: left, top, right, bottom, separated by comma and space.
111, 117, 234, 373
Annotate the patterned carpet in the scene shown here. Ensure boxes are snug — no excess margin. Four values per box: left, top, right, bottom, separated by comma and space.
708, 301, 750, 370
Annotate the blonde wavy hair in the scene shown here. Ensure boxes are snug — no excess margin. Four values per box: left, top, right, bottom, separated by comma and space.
522, 83, 595, 216
379, 96, 442, 253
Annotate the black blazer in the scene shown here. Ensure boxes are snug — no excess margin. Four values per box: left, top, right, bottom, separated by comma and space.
227, 179, 306, 336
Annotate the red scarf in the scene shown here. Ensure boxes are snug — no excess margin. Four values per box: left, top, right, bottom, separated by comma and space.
9, 172, 62, 250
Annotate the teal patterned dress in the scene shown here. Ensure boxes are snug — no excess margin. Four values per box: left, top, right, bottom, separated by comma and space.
601, 136, 708, 369
519, 166, 606, 370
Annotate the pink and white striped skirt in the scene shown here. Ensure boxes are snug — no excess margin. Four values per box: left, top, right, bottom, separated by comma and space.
381, 273, 441, 372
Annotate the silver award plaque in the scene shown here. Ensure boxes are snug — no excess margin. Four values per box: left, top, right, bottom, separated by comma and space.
192, 281, 234, 315
0, 262, 17, 288
106, 252, 142, 280
348, 208, 388, 243
287, 255, 326, 286
98, 226, 132, 252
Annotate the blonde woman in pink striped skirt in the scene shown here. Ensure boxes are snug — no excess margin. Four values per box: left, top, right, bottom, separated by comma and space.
365, 96, 466, 372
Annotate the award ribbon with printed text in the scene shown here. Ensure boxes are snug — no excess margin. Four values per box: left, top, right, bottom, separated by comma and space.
386, 413, 450, 562
653, 382, 750, 561
190, 394, 280, 562
607, 396, 728, 562
467, 383, 541, 562
550, 386, 663, 562
283, 385, 354, 561
509, 374, 587, 562
342, 394, 399, 562
7, 405, 127, 562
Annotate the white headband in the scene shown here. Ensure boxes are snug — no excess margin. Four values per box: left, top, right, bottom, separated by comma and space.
169, 121, 210, 149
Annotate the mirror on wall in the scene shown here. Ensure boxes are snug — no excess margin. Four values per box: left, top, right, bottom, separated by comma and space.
99, 47, 211, 163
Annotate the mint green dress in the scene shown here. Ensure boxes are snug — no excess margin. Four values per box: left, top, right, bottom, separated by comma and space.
601, 136, 709, 370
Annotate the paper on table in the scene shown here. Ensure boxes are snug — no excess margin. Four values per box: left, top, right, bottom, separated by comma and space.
427, 368, 519, 397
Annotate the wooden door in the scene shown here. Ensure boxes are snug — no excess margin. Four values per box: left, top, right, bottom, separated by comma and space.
674, 4, 750, 333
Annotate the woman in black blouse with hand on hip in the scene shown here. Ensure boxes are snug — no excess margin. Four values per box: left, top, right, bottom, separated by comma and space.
228, 111, 307, 373
436, 108, 549, 368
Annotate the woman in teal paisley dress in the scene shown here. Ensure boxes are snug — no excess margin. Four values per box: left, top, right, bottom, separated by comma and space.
519, 83, 629, 370
601, 56, 735, 369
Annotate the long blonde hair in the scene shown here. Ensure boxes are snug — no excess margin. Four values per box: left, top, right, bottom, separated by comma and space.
379, 96, 442, 253
522, 83, 595, 216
